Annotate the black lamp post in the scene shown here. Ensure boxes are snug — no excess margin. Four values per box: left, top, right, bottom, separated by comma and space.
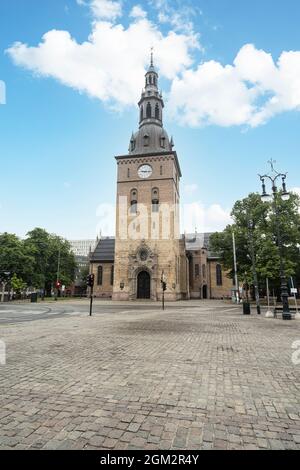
259, 159, 291, 320
247, 218, 261, 315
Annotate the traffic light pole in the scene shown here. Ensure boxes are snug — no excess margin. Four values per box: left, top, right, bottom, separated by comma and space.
161, 271, 166, 311
89, 284, 94, 317
87, 274, 95, 316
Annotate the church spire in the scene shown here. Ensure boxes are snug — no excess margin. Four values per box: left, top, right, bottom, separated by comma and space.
128, 51, 174, 155
148, 47, 155, 73
137, 50, 164, 128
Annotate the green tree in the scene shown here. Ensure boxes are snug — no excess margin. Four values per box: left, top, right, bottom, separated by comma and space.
0, 233, 34, 282
11, 273, 27, 295
210, 191, 300, 294
24, 228, 76, 294
23, 228, 50, 289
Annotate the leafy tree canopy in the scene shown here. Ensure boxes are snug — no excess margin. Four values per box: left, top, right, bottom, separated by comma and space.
0, 228, 76, 290
210, 191, 300, 288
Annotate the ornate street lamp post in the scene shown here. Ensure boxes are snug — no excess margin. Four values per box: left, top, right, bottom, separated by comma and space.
247, 218, 261, 315
259, 160, 291, 320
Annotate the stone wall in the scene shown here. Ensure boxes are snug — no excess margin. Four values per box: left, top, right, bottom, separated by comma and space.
208, 260, 234, 299
90, 262, 114, 298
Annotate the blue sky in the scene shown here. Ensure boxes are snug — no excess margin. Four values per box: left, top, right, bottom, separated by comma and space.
0, 0, 299, 239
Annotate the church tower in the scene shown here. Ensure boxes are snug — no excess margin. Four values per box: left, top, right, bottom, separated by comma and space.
112, 53, 185, 301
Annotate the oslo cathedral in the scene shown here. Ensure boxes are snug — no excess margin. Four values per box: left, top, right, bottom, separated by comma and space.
90, 55, 233, 301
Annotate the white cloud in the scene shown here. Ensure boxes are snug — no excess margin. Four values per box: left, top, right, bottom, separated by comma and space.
78, 0, 122, 21
181, 202, 232, 233
168, 44, 300, 128
151, 0, 201, 35
130, 5, 147, 19
6, 1, 300, 129
168, 60, 255, 127
7, 17, 198, 108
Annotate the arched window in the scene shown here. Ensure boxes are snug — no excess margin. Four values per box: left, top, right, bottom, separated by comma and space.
153, 76, 156, 86
127, 168, 130, 178
216, 264, 223, 286
149, 75, 152, 85
146, 102, 151, 118
152, 188, 159, 212
155, 103, 160, 120
143, 134, 149, 146
195, 264, 200, 277
97, 266, 103, 286
140, 106, 143, 121
160, 136, 166, 148
130, 189, 138, 214
202, 264, 206, 279
110, 265, 114, 286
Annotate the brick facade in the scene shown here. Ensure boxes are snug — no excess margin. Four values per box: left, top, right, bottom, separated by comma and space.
112, 153, 182, 301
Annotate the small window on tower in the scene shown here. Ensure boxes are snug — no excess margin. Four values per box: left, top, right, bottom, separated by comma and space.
160, 165, 163, 176
146, 102, 151, 118
152, 188, 159, 212
144, 134, 149, 146
160, 136, 166, 148
130, 189, 138, 213
127, 168, 130, 178
155, 103, 160, 120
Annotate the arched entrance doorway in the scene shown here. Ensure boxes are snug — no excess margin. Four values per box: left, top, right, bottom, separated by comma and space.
137, 271, 151, 299
202, 285, 208, 299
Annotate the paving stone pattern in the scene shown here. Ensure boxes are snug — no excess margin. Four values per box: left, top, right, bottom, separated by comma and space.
0, 301, 299, 450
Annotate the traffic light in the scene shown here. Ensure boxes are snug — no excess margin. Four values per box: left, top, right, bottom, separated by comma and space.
87, 274, 95, 287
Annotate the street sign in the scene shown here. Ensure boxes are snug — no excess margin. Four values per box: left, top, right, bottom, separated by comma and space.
291, 288, 298, 294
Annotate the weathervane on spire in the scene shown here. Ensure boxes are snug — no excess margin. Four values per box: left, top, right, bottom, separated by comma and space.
150, 46, 154, 67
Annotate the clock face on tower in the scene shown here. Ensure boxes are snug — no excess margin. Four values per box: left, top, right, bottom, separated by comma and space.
138, 164, 153, 179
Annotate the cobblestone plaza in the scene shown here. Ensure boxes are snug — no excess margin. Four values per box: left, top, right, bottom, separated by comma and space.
0, 300, 299, 450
